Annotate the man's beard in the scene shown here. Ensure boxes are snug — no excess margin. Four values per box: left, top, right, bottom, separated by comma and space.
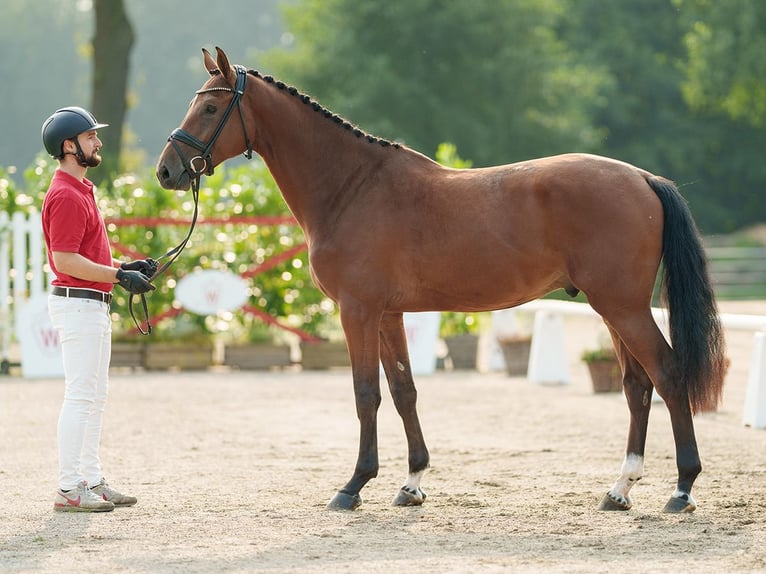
84, 151, 102, 168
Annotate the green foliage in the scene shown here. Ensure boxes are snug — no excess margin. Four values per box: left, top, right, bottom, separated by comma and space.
676, 0, 766, 126
0, 166, 22, 214
108, 160, 338, 342
439, 313, 484, 338
263, 0, 610, 167
580, 346, 618, 363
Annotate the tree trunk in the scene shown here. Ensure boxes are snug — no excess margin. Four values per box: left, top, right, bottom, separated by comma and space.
91, 0, 134, 188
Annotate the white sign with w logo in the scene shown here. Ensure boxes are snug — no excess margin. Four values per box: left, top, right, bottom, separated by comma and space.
16, 293, 64, 378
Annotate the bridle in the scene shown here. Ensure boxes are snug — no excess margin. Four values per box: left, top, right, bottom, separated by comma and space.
166, 64, 253, 181
129, 65, 254, 335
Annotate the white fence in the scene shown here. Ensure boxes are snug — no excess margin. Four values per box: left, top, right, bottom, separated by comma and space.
0, 210, 54, 374
520, 299, 766, 428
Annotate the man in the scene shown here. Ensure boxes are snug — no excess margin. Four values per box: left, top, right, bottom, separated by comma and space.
41, 106, 156, 512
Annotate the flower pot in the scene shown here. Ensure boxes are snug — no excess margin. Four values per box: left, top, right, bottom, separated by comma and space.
497, 337, 531, 376
110, 342, 145, 370
444, 334, 479, 370
223, 343, 292, 370
144, 342, 214, 371
585, 359, 623, 393
300, 340, 350, 370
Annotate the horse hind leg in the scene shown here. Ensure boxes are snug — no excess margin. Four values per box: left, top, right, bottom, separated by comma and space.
598, 311, 701, 513
379, 312, 430, 507
598, 324, 654, 511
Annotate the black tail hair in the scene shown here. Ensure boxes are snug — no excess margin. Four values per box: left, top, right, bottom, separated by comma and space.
647, 175, 725, 413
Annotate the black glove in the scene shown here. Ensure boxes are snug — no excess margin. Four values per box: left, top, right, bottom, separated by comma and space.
120, 258, 158, 278
116, 268, 156, 294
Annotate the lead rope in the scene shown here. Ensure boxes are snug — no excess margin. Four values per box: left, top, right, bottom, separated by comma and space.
128, 173, 202, 335
129, 66, 252, 334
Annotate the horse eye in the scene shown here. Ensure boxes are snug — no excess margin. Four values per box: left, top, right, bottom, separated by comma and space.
205, 104, 217, 114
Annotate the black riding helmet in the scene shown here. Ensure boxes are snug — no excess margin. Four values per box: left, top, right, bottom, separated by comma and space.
41, 106, 108, 160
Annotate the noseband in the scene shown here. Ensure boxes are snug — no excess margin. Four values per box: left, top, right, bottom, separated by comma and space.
129, 65, 255, 336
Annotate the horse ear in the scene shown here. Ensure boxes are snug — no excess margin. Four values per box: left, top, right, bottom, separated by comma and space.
202, 48, 217, 76
215, 46, 234, 85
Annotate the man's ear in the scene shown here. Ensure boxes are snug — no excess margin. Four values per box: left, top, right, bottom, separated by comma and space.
63, 137, 77, 154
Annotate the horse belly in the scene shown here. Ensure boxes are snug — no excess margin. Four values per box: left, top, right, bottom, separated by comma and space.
398, 243, 566, 312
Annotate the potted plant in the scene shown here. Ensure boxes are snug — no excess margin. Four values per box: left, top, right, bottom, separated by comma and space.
440, 312, 482, 370
496, 334, 532, 376
581, 345, 623, 393
299, 312, 351, 370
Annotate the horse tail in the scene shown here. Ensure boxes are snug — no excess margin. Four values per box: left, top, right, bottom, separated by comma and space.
646, 175, 726, 413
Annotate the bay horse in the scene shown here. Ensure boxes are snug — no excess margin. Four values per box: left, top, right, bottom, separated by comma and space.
156, 47, 726, 513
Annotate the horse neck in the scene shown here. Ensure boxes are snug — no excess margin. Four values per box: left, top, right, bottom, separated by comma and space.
246, 77, 401, 236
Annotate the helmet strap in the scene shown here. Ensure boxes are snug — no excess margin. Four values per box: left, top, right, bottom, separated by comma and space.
71, 138, 88, 167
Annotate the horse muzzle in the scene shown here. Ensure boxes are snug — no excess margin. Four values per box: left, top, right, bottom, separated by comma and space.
156, 156, 192, 191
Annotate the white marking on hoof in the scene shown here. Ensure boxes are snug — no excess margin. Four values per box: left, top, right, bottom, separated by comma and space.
399, 470, 426, 503
671, 489, 697, 510
607, 454, 644, 506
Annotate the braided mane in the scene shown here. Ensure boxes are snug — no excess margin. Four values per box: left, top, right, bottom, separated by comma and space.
211, 68, 401, 149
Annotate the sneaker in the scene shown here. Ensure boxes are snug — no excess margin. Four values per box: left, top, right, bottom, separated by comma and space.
54, 480, 115, 512
91, 477, 137, 507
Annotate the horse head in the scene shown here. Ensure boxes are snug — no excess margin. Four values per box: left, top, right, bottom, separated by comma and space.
156, 47, 252, 191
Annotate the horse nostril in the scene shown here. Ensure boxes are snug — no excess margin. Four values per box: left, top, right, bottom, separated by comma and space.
159, 165, 170, 184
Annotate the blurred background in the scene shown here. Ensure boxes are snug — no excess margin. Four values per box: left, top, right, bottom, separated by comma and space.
2, 0, 766, 364
2, 0, 765, 232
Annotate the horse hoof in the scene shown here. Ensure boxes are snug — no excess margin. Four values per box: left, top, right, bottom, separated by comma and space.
662, 494, 696, 513
597, 492, 631, 511
326, 490, 362, 511
392, 487, 426, 507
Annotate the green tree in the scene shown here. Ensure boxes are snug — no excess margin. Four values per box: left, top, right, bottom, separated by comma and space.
261, 0, 610, 167
676, 0, 766, 126
563, 0, 688, 171
564, 0, 766, 234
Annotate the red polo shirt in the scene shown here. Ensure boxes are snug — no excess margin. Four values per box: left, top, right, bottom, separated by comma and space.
42, 169, 114, 292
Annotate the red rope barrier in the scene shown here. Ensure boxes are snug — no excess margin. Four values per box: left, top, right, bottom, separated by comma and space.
110, 216, 318, 341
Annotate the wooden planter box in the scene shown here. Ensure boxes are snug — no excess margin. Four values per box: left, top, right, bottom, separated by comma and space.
223, 343, 292, 370
497, 337, 532, 376
444, 334, 479, 370
300, 341, 350, 370
110, 342, 146, 370
585, 359, 623, 393
144, 342, 214, 371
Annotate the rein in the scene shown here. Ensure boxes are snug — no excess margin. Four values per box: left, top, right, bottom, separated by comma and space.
128, 65, 254, 335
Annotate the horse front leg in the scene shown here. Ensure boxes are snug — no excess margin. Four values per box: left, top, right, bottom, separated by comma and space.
379, 312, 430, 507
326, 304, 383, 511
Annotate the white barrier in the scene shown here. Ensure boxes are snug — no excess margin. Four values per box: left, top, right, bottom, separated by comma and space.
744, 333, 766, 429
519, 299, 766, 429
0, 210, 61, 378
404, 312, 441, 375
0, 211, 10, 369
